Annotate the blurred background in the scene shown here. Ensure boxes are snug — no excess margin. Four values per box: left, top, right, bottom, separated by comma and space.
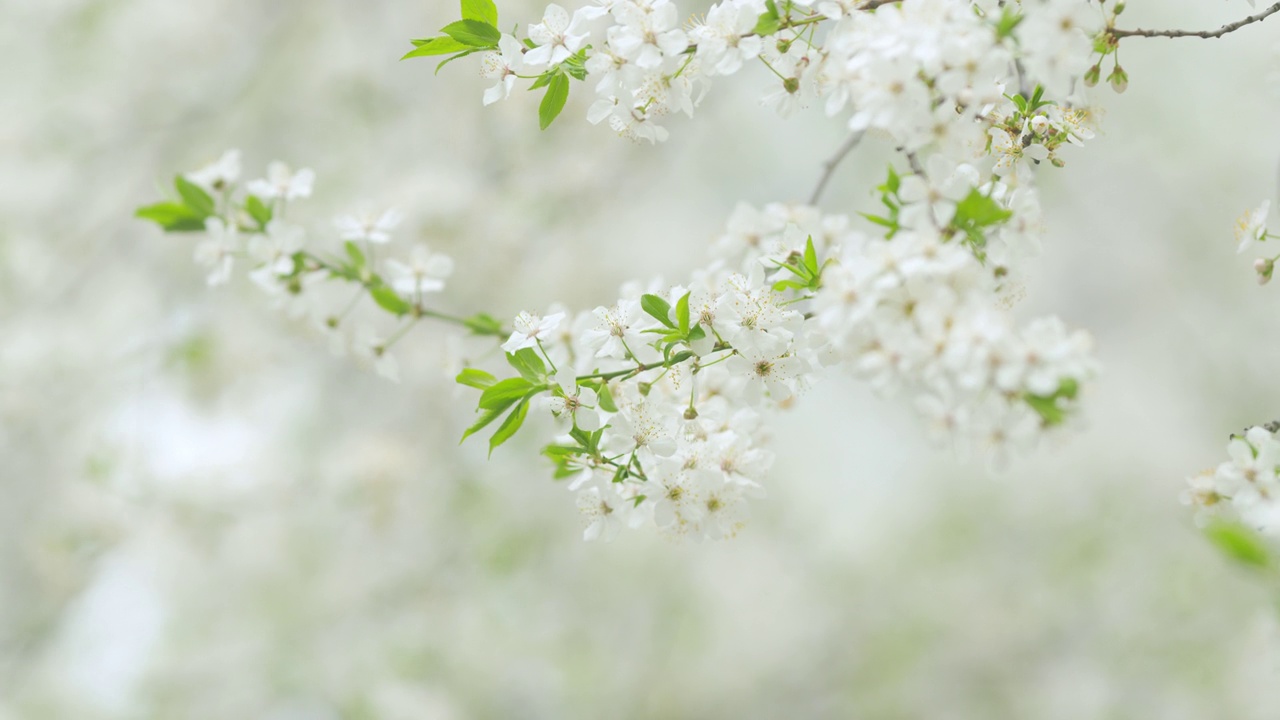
3, 0, 1280, 717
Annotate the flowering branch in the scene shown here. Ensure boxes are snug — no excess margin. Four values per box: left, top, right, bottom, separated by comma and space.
1110, 2, 1280, 40
141, 0, 1280, 546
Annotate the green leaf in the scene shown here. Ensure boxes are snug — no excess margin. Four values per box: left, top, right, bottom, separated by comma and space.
436, 48, 484, 75
675, 292, 691, 335
244, 195, 272, 228
135, 202, 207, 232
1205, 521, 1272, 569
953, 189, 1013, 229
641, 294, 675, 328
539, 73, 570, 131
461, 405, 509, 443
803, 236, 820, 276
344, 241, 366, 270
878, 165, 901, 195
441, 19, 500, 48
402, 36, 472, 59
1024, 392, 1065, 426
753, 0, 781, 35
479, 377, 536, 410
370, 284, 411, 315
489, 399, 529, 457
456, 368, 498, 390
529, 70, 555, 91
463, 313, 505, 337
460, 0, 499, 27
595, 381, 618, 413
174, 176, 215, 217
507, 348, 547, 383
994, 8, 1023, 39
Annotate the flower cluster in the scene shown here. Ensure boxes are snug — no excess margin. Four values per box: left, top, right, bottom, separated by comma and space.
461, 175, 1095, 540
414, 0, 1109, 154
137, 150, 491, 382
1184, 425, 1280, 535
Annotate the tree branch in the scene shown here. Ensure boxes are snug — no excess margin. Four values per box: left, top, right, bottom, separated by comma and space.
808, 131, 865, 206
1110, 2, 1280, 39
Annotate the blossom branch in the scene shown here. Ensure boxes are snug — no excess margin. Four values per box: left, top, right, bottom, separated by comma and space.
575, 350, 696, 382
1110, 2, 1280, 39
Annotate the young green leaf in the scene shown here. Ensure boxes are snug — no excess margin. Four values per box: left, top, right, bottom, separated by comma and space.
803, 236, 820, 276
135, 202, 207, 232
244, 195, 273, 228
953, 189, 1013, 229
460, 0, 499, 28
479, 377, 536, 410
344, 241, 366, 270
436, 48, 484, 75
507, 348, 547, 383
539, 73, 570, 130
402, 36, 472, 59
675, 292, 691, 335
463, 313, 505, 337
753, 0, 781, 35
461, 404, 509, 443
174, 176, 215, 217
489, 398, 530, 457
640, 294, 675, 328
1205, 521, 1272, 569
529, 70, 555, 91
456, 367, 498, 390
595, 381, 618, 413
369, 285, 411, 315
441, 19, 500, 48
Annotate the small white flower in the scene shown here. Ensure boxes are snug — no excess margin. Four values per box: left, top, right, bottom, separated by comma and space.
384, 245, 454, 299
581, 300, 648, 360
185, 149, 241, 191
354, 327, 400, 383
481, 35, 528, 106
576, 484, 629, 541
725, 337, 807, 405
1235, 200, 1271, 254
604, 404, 676, 458
335, 208, 403, 244
246, 161, 315, 201
548, 374, 602, 431
248, 221, 305, 277
502, 311, 565, 353
194, 217, 237, 286
525, 4, 589, 68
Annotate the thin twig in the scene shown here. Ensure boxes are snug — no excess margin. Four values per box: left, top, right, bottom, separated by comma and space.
808, 131, 865, 206
1111, 2, 1280, 39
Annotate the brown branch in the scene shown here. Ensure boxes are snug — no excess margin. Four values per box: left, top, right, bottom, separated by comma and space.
809, 131, 865, 206
1110, 2, 1280, 39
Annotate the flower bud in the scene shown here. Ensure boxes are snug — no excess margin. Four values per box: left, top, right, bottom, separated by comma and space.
1083, 64, 1101, 87
1108, 65, 1129, 94
1030, 115, 1050, 136
1255, 257, 1274, 285
1114, 1, 1125, 15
